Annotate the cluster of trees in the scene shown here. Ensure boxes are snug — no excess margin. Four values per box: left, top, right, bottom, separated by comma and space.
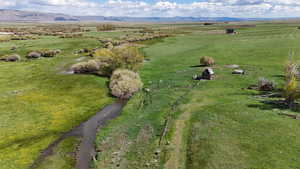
72, 46, 144, 99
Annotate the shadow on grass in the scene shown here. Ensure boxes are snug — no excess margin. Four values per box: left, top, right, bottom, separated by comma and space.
190, 64, 207, 68
272, 74, 285, 79
247, 91, 300, 112
248, 100, 288, 110
0, 131, 61, 150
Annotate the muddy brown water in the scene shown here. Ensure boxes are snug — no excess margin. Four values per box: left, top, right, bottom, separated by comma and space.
29, 100, 126, 169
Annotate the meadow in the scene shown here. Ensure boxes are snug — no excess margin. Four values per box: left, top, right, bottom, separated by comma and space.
93, 22, 300, 169
0, 28, 114, 169
0, 21, 300, 169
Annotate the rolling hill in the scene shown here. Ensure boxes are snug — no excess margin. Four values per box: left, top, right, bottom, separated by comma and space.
0, 9, 279, 22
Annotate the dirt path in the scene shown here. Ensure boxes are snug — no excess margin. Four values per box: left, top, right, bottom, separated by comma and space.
164, 93, 212, 169
29, 100, 126, 169
165, 111, 191, 169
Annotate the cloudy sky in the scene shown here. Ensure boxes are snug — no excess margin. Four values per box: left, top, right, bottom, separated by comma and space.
1, 0, 300, 18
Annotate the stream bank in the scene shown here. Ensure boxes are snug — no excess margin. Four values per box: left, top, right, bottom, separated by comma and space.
30, 100, 126, 169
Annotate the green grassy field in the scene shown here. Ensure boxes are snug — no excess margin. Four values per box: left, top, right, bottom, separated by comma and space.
93, 22, 300, 169
0, 34, 113, 169
1, 22, 300, 169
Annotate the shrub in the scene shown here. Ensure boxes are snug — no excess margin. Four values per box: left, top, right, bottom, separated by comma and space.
109, 69, 143, 99
96, 24, 115, 32
92, 47, 144, 76
258, 77, 276, 91
92, 49, 118, 76
284, 59, 299, 80
104, 42, 114, 50
54, 49, 62, 54
93, 48, 114, 57
72, 46, 144, 77
41, 50, 57, 57
200, 56, 215, 66
283, 75, 300, 108
10, 35, 37, 40
27, 51, 42, 59
71, 60, 100, 74
0, 35, 11, 42
283, 58, 300, 108
59, 33, 82, 38
112, 46, 144, 71
0, 54, 21, 62
97, 52, 120, 76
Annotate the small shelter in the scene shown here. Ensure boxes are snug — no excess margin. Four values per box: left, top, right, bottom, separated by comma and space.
204, 23, 214, 26
202, 68, 215, 80
226, 29, 236, 34
232, 69, 245, 74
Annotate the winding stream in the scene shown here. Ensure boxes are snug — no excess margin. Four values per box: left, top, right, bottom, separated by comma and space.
29, 100, 126, 169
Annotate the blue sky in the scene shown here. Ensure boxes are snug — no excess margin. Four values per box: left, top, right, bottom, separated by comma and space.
1, 0, 300, 18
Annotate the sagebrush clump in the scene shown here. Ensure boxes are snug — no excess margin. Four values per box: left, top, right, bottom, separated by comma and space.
41, 50, 57, 57
27, 51, 42, 59
27, 49, 60, 59
258, 77, 276, 91
96, 24, 116, 31
200, 56, 215, 66
0, 35, 11, 42
72, 46, 144, 76
71, 60, 100, 74
0, 54, 21, 62
109, 69, 143, 99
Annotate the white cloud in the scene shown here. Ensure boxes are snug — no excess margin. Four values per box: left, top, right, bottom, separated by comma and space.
0, 0, 16, 7
2, 0, 300, 17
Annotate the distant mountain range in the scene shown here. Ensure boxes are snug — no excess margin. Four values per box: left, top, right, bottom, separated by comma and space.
0, 9, 78, 22
0, 9, 283, 22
